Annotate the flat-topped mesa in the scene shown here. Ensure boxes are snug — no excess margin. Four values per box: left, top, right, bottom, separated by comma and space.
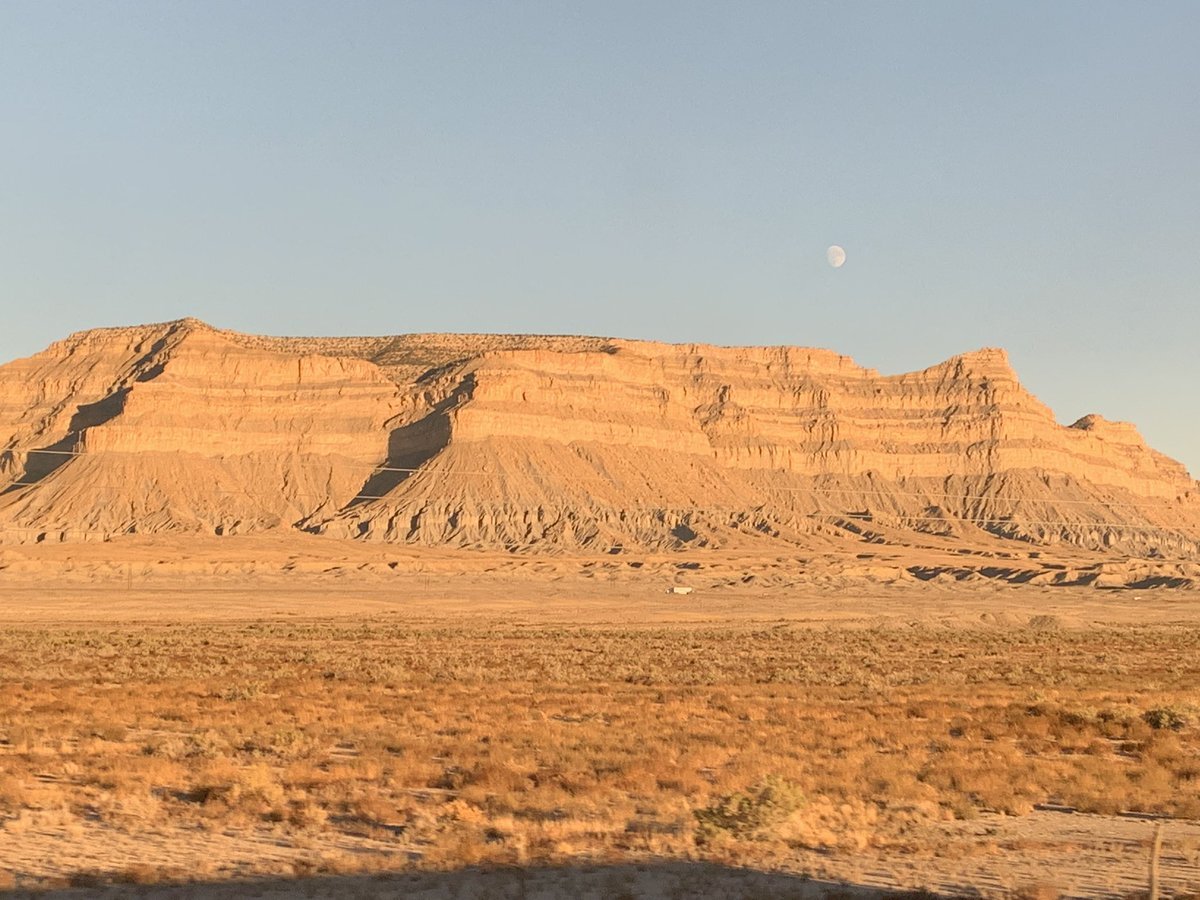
444, 341, 1191, 495
0, 319, 1197, 552
223, 329, 620, 384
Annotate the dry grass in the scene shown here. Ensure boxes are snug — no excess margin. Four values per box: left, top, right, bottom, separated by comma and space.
0, 619, 1198, 891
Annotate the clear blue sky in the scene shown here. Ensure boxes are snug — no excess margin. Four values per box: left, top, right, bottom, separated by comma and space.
2, 1, 1197, 474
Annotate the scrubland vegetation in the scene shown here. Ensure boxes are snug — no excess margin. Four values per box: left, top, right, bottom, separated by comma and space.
0, 619, 1197, 892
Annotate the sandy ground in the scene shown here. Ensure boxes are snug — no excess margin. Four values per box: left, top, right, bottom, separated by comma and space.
2, 811, 1197, 898
2, 579, 1196, 631
2, 536, 1199, 898
1, 534, 1197, 628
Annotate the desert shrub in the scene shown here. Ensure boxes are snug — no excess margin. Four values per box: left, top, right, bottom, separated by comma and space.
1143, 708, 1187, 731
216, 682, 265, 701
192, 763, 285, 815
285, 797, 329, 829
1013, 883, 1061, 900
694, 775, 804, 842
142, 729, 230, 760
0, 774, 26, 813
112, 863, 164, 885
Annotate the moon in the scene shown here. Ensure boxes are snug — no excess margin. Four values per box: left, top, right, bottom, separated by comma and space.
827, 245, 846, 268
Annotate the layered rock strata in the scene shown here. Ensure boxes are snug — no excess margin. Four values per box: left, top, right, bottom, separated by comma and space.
0, 319, 1195, 559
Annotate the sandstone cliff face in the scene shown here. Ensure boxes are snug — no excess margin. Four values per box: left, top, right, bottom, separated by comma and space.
1, 319, 1196, 560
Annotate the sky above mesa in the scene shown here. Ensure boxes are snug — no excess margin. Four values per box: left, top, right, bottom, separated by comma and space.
2, 1, 1198, 474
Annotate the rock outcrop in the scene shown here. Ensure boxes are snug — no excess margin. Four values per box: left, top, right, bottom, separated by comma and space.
1, 319, 1196, 563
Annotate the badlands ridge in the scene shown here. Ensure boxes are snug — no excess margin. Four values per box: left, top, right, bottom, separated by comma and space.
0, 318, 1197, 589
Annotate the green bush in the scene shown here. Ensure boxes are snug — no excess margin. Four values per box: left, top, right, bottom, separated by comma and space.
694, 776, 805, 842
1143, 708, 1187, 731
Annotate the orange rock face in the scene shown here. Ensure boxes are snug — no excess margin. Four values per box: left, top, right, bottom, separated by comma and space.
1, 319, 1196, 557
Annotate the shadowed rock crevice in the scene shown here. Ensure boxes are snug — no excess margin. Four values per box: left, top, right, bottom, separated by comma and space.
344, 405, 454, 509
1, 389, 131, 495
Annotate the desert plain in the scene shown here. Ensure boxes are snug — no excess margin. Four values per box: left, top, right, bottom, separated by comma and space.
1, 322, 1199, 898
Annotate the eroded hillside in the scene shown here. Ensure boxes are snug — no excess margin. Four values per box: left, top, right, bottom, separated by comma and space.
1, 319, 1197, 581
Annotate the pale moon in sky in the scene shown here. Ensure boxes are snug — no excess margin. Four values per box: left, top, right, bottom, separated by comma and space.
827, 245, 846, 268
